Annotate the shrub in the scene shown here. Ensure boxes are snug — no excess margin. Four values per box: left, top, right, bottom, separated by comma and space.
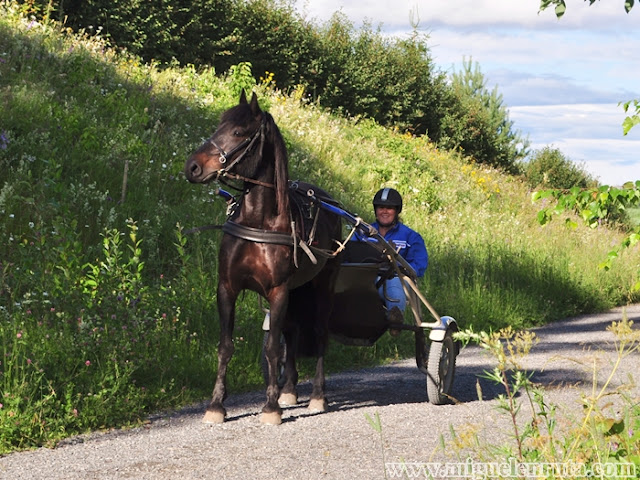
523, 146, 597, 189
18, 0, 525, 172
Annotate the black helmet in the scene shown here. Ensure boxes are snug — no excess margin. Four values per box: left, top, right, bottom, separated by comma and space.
373, 188, 402, 213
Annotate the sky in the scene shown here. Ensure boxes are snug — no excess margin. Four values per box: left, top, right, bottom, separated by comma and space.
294, 0, 640, 186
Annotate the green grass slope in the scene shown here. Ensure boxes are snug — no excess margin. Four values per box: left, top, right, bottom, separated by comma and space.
0, 4, 638, 451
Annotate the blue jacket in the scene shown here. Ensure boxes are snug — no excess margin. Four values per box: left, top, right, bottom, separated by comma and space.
354, 222, 428, 277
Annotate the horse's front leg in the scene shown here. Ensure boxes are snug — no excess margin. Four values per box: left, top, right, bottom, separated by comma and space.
261, 286, 288, 425
203, 282, 236, 424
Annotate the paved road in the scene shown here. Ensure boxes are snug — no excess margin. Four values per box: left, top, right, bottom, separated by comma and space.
1, 305, 638, 480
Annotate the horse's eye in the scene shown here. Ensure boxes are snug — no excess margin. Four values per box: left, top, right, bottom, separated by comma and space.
233, 130, 242, 137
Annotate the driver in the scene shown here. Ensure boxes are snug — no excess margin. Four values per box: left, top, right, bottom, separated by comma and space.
353, 187, 428, 335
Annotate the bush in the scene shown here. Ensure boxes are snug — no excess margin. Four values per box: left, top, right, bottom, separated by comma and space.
523, 146, 597, 189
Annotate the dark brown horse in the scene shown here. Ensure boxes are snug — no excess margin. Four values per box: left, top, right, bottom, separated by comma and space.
184, 91, 342, 425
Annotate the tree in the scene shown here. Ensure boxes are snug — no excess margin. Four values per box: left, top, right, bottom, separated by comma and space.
439, 58, 529, 172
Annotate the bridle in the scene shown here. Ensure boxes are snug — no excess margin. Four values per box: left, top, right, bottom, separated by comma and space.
208, 113, 274, 188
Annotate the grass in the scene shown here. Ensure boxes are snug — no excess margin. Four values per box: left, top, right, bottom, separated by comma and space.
0, 2, 639, 453
628, 207, 640, 227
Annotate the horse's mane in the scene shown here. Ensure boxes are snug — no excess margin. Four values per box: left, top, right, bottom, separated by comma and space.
264, 111, 290, 216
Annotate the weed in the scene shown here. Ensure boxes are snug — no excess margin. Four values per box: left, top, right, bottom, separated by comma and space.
444, 314, 640, 479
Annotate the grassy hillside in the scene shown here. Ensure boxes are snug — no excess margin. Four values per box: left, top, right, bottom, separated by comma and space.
1, 4, 638, 452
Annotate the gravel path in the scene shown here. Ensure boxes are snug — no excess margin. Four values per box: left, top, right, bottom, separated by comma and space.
1, 304, 639, 480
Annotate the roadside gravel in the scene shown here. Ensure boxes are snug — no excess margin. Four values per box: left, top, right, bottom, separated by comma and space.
1, 304, 638, 480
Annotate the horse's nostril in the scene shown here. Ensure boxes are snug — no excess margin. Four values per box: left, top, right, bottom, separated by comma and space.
186, 159, 202, 179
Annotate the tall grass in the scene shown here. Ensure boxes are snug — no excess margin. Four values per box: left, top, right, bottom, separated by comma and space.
0, 3, 638, 452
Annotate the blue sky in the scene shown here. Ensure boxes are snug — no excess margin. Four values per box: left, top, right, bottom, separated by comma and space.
294, 0, 640, 186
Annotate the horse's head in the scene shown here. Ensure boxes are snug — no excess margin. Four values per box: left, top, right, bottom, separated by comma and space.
185, 91, 289, 213
185, 91, 265, 184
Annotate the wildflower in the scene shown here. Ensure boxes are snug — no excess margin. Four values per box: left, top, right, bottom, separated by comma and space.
0, 131, 8, 149
16, 332, 22, 338
0, 403, 3, 409
85, 360, 91, 366
27, 359, 32, 365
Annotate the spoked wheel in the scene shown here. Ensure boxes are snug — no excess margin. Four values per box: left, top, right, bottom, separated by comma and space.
261, 331, 287, 388
426, 328, 457, 404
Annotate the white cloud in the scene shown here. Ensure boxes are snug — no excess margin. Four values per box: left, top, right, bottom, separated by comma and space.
510, 103, 637, 140
545, 139, 640, 186
297, 0, 638, 32
295, 0, 640, 186
511, 104, 640, 185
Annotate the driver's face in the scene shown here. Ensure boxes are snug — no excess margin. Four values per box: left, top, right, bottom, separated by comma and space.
375, 206, 398, 227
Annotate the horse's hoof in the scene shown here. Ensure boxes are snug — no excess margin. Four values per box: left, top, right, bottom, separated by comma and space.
259, 411, 282, 425
278, 392, 298, 406
202, 410, 225, 424
308, 398, 328, 413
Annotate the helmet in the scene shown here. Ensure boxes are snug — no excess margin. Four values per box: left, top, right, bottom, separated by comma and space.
373, 188, 402, 213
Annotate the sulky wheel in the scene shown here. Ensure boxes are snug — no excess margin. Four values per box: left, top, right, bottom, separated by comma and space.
426, 328, 457, 404
261, 331, 287, 388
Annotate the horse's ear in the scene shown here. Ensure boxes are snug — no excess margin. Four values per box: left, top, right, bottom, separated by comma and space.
239, 90, 248, 104
249, 92, 260, 116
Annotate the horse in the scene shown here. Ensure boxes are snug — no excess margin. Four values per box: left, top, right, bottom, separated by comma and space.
184, 91, 343, 425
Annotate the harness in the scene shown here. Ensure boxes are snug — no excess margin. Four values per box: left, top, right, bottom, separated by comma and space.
186, 116, 357, 266
212, 183, 348, 267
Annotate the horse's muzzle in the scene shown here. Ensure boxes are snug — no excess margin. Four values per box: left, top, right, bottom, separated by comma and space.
185, 155, 205, 183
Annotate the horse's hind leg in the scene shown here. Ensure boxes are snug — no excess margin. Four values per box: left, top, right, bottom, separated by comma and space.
307, 304, 329, 413
308, 345, 328, 413
261, 287, 288, 425
308, 265, 339, 413
278, 327, 298, 406
203, 284, 236, 424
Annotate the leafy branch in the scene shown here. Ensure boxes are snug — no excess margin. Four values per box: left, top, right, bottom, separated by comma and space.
621, 99, 640, 136
539, 0, 635, 18
533, 182, 640, 290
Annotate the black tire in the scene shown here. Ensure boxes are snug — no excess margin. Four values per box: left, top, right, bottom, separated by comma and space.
261, 331, 287, 388
426, 328, 457, 404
